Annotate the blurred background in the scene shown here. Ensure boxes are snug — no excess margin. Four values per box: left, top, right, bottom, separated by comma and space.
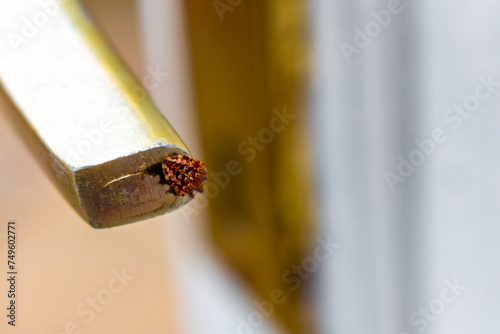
1, 0, 499, 333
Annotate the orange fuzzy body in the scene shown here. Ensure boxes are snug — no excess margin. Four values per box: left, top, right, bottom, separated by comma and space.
162, 155, 207, 197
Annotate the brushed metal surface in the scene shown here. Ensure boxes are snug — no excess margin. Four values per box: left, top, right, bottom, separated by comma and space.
0, 1, 192, 228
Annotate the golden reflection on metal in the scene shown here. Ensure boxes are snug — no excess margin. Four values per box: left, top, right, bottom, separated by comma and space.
184, 0, 316, 332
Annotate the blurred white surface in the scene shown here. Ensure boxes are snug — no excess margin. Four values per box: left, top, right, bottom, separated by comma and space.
312, 0, 500, 333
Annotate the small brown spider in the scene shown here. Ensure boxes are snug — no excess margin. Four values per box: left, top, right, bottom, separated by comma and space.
162, 154, 207, 197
